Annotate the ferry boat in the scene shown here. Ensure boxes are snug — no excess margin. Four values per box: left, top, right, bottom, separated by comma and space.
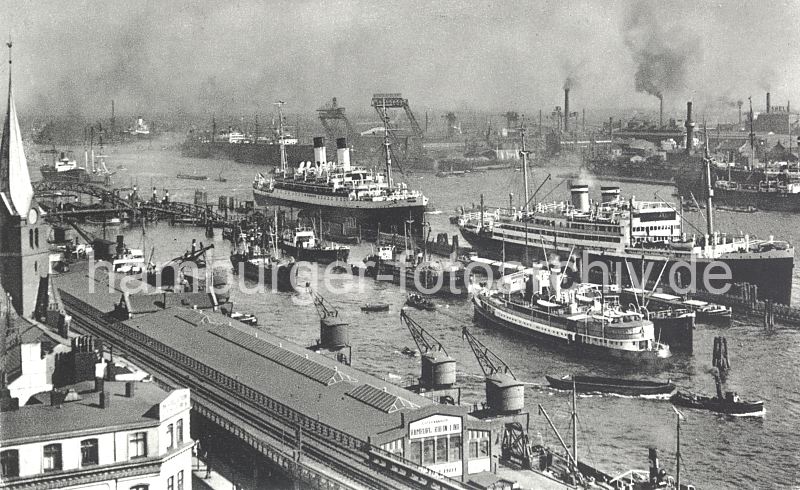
253, 103, 428, 237
279, 226, 350, 264
472, 264, 670, 364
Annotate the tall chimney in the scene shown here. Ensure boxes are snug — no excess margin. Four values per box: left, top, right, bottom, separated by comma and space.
659, 95, 663, 128
564, 88, 570, 133
738, 100, 743, 124
685, 101, 695, 153
313, 137, 326, 164
766, 92, 771, 113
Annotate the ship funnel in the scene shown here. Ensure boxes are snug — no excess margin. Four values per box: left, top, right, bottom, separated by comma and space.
336, 138, 351, 170
570, 182, 590, 212
601, 186, 620, 203
684, 101, 695, 153
313, 137, 327, 164
548, 255, 562, 299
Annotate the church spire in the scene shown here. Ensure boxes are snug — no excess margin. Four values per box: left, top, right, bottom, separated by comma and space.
0, 40, 34, 218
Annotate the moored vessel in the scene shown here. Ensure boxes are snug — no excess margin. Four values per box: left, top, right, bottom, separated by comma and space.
545, 374, 676, 397
278, 226, 350, 264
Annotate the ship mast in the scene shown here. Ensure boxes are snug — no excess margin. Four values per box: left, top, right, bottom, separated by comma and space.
275, 100, 287, 175
748, 97, 756, 169
381, 100, 393, 189
520, 116, 530, 213
571, 378, 578, 475
703, 125, 714, 238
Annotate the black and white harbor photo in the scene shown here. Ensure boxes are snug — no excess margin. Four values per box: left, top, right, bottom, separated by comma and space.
1, 1, 799, 489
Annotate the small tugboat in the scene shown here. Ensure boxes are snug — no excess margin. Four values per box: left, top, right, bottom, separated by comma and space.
406, 293, 436, 311
230, 231, 295, 293
361, 302, 389, 312
546, 374, 676, 398
671, 374, 764, 417
279, 226, 350, 264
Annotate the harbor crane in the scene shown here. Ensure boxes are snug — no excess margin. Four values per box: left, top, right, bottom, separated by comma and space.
307, 287, 350, 362
400, 308, 448, 357
461, 326, 515, 378
317, 97, 355, 148
462, 326, 524, 414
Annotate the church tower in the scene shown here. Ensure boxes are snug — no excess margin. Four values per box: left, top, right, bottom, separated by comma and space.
0, 42, 50, 318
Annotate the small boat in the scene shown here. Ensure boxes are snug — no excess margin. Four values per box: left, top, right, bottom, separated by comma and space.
546, 375, 676, 397
406, 293, 436, 311
361, 302, 389, 312
177, 173, 209, 181
230, 312, 258, 326
716, 204, 757, 213
401, 347, 419, 357
670, 390, 764, 417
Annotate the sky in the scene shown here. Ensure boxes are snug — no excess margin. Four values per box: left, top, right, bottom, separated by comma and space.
1, 0, 799, 120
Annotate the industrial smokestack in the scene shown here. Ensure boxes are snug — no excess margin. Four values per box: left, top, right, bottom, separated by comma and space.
336, 138, 350, 170
313, 137, 326, 164
766, 92, 771, 113
738, 100, 743, 124
564, 88, 570, 133
685, 101, 695, 153
659, 95, 663, 128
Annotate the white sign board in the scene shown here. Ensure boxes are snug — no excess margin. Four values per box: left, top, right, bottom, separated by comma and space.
409, 414, 462, 440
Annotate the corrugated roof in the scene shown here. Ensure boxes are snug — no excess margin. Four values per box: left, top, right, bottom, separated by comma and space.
209, 325, 354, 386
174, 309, 209, 326
347, 384, 419, 413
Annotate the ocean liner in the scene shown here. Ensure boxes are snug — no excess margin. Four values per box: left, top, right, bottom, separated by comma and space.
460, 127, 795, 305
253, 104, 428, 236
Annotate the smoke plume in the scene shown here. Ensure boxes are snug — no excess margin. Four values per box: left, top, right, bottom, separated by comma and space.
622, 4, 698, 99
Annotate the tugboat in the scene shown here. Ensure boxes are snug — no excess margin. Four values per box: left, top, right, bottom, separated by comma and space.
671, 373, 764, 417
253, 102, 428, 238
359, 245, 468, 297
279, 226, 350, 264
472, 258, 671, 364
230, 231, 295, 292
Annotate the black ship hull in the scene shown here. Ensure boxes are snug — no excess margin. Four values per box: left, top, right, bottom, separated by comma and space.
472, 301, 668, 365
460, 227, 794, 305
40, 167, 111, 185
230, 254, 295, 292
255, 191, 426, 238
278, 242, 350, 264
359, 259, 468, 297
545, 375, 676, 397
649, 313, 694, 353
182, 141, 315, 165
670, 391, 765, 416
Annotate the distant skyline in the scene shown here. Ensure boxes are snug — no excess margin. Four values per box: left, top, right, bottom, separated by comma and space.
1, 0, 799, 120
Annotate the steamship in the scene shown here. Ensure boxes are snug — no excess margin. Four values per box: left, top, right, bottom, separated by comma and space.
253, 135, 428, 235
472, 265, 671, 363
459, 132, 795, 304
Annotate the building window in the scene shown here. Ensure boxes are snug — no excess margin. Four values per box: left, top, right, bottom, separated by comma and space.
34, 228, 39, 248
81, 438, 99, 466
448, 435, 462, 461
436, 437, 448, 463
29, 230, 34, 249
129, 432, 148, 459
409, 441, 422, 465
1, 450, 19, 478
167, 424, 174, 449
480, 439, 489, 457
176, 419, 184, 444
167, 475, 174, 490
469, 441, 478, 459
43, 444, 62, 472
178, 470, 184, 490
422, 438, 435, 465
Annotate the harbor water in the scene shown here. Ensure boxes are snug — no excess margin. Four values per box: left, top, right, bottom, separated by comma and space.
44, 139, 800, 488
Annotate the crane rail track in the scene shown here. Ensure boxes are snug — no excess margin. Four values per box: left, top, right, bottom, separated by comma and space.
61, 292, 464, 490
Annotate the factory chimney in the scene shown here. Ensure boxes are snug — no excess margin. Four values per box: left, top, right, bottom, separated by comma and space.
564, 88, 570, 133
737, 100, 743, 124
766, 92, 771, 113
685, 101, 695, 153
659, 95, 663, 128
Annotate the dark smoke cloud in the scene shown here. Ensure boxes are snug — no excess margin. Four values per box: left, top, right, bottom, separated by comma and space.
622, 3, 699, 99
1, 0, 798, 121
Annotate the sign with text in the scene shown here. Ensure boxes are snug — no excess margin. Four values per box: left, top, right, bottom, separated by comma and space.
409, 414, 462, 440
